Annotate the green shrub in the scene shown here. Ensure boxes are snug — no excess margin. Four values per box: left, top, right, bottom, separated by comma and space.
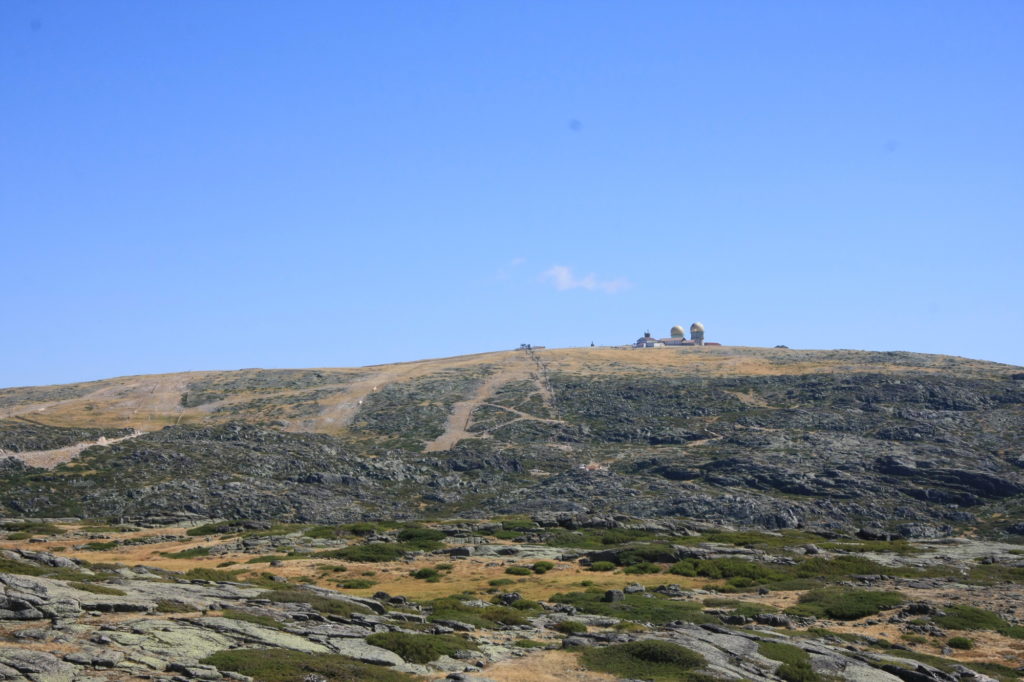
758, 641, 821, 682
82, 541, 118, 551
588, 561, 616, 572
580, 640, 707, 681
259, 589, 371, 618
68, 582, 126, 596
623, 562, 662, 575
5, 532, 31, 540
222, 609, 284, 629
323, 543, 407, 563
435, 563, 453, 571
488, 578, 514, 587
934, 605, 1024, 639
427, 597, 530, 628
339, 579, 376, 589
947, 636, 973, 650
514, 638, 546, 648
509, 598, 541, 611
201, 648, 409, 681
2, 521, 63, 535
155, 600, 193, 613
411, 568, 440, 580
162, 546, 210, 559
303, 525, 343, 539
549, 591, 715, 626
396, 526, 446, 550
785, 588, 904, 620
366, 631, 477, 664
554, 620, 587, 634
500, 519, 537, 531
343, 522, 380, 536
183, 568, 244, 582
186, 522, 235, 537
532, 561, 555, 574
505, 566, 532, 575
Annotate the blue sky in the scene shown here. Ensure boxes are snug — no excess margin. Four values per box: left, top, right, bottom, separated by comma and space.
2, 1, 1022, 387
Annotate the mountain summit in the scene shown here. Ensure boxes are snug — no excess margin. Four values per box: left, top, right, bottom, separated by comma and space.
1, 346, 1021, 538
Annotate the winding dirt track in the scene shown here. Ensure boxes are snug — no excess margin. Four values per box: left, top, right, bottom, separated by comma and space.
3, 430, 144, 468
424, 351, 560, 452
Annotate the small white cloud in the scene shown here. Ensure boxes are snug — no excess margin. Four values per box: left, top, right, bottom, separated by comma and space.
496, 257, 527, 280
540, 265, 631, 294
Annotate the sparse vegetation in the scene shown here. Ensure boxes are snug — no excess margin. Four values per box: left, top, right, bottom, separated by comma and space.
579, 640, 708, 681
786, 588, 904, 620
201, 649, 410, 682
365, 631, 477, 663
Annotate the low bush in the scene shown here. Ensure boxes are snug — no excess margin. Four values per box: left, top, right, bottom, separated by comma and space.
222, 609, 284, 629
623, 562, 662, 575
411, 568, 440, 581
509, 598, 541, 611
2, 521, 63, 535
162, 547, 210, 559
321, 543, 407, 563
488, 578, 514, 587
259, 589, 371, 618
758, 641, 821, 682
934, 605, 1024, 639
339, 579, 375, 589
201, 648, 409, 681
183, 568, 244, 582
505, 566, 532, 576
186, 522, 237, 537
366, 631, 477, 664
785, 588, 904, 620
554, 620, 587, 634
82, 541, 118, 551
579, 640, 707, 681
514, 638, 546, 648
532, 561, 555, 574
427, 597, 532, 628
587, 561, 616, 572
396, 526, 446, 550
303, 525, 344, 539
947, 636, 973, 650
68, 582, 126, 596
155, 600, 193, 613
549, 591, 715, 626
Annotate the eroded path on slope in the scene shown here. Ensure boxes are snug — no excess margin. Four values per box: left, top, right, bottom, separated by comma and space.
424, 351, 561, 452
3, 430, 145, 469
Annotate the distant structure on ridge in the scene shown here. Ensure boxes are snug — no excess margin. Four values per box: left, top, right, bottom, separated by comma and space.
633, 322, 719, 348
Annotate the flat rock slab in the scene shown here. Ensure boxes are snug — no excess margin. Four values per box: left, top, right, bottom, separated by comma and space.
327, 638, 404, 666
194, 617, 331, 653
0, 648, 76, 682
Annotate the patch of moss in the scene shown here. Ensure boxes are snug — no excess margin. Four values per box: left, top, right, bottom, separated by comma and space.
785, 588, 904, 620
365, 632, 477, 664
579, 640, 709, 681
67, 581, 127, 596
222, 609, 285, 629
258, 589, 371, 618
549, 591, 715, 626
200, 648, 411, 681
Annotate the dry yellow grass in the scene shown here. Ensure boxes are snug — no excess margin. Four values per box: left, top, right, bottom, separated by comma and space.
5, 345, 1010, 444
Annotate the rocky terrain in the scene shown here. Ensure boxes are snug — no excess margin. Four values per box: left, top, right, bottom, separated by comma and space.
0, 347, 1020, 538
0, 345, 1021, 680
0, 517, 1021, 681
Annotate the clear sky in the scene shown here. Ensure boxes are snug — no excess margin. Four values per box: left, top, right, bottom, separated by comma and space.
2, 1, 1022, 388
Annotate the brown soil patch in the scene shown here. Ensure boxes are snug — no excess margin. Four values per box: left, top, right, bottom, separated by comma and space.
484, 650, 615, 682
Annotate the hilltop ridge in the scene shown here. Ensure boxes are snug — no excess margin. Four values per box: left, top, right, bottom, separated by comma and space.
0, 346, 1021, 537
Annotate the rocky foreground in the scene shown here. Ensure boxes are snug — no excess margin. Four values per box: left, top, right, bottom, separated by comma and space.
0, 517, 1021, 681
